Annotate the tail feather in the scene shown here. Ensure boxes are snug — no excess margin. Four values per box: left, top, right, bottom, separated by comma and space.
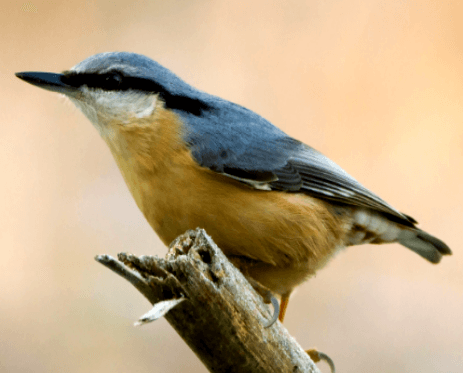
397, 229, 452, 264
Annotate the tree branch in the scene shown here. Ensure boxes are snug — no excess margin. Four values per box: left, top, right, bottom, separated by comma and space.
95, 228, 321, 373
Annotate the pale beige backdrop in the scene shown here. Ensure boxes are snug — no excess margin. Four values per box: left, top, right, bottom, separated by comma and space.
1, 1, 462, 372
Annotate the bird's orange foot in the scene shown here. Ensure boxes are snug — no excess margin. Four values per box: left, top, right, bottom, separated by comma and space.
246, 278, 335, 370
306, 349, 335, 373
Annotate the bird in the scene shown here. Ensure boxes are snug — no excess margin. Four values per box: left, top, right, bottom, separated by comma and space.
16, 52, 451, 371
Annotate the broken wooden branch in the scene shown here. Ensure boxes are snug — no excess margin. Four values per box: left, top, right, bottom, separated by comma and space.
95, 228, 321, 373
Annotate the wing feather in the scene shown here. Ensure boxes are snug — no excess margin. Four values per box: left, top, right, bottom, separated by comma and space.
174, 96, 415, 227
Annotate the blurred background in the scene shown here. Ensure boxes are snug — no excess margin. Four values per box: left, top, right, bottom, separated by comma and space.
1, 1, 462, 372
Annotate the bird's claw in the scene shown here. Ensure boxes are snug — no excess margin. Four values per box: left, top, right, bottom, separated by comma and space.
245, 276, 280, 327
306, 349, 336, 373
263, 295, 279, 328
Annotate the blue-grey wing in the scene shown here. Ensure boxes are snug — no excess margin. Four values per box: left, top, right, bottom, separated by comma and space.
176, 97, 415, 227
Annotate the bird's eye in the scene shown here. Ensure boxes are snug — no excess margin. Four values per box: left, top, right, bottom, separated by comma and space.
103, 72, 123, 89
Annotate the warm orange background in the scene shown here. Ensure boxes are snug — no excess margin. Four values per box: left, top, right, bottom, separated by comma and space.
2, 1, 462, 372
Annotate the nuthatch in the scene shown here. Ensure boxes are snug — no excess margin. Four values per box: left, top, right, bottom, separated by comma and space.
16, 52, 451, 370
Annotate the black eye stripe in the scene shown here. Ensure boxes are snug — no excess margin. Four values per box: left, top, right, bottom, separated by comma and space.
61, 71, 214, 116
106, 72, 122, 83
62, 71, 128, 90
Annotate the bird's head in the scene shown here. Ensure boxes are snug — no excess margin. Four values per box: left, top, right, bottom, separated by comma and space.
15, 52, 200, 137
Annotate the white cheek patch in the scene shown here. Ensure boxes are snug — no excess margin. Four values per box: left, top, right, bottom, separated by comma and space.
71, 88, 158, 128
135, 95, 157, 118
93, 90, 156, 118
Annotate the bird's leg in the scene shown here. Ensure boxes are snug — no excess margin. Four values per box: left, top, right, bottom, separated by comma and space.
279, 292, 336, 372
306, 350, 336, 373
245, 277, 280, 328
227, 256, 280, 327
279, 291, 291, 322
240, 272, 336, 371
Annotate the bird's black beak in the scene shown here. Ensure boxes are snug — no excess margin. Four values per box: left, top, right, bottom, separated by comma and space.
15, 72, 79, 97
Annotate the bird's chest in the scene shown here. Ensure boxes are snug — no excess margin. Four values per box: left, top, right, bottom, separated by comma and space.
110, 151, 199, 245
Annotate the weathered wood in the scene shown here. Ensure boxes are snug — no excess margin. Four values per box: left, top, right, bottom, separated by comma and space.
96, 228, 321, 373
